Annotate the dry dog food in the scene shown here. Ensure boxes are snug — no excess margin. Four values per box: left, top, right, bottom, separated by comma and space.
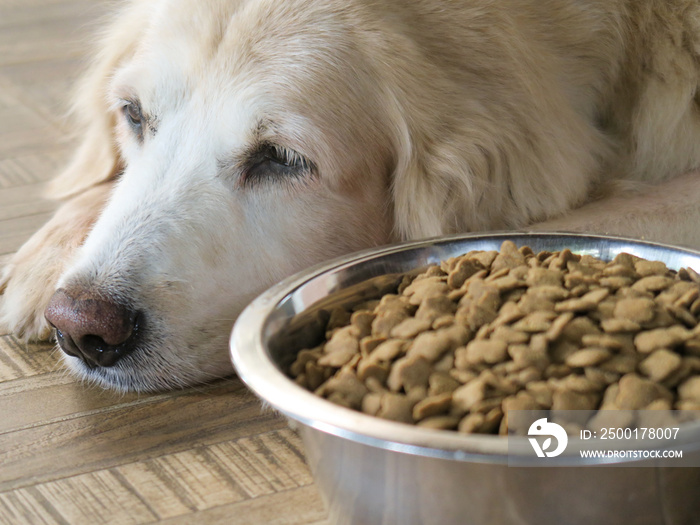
290, 241, 700, 435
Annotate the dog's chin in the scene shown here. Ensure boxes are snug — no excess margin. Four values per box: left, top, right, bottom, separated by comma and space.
60, 340, 235, 393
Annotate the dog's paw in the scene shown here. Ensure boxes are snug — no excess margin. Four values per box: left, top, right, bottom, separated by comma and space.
0, 250, 57, 341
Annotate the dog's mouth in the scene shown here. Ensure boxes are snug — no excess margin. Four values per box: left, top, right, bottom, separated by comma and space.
58, 331, 234, 393
47, 295, 236, 392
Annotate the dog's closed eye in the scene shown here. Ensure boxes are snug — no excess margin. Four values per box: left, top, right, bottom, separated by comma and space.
241, 143, 315, 187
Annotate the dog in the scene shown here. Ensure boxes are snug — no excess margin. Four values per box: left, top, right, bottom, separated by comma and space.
2, 0, 700, 392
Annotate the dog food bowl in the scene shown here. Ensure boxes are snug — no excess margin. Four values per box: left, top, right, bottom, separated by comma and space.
230, 232, 700, 525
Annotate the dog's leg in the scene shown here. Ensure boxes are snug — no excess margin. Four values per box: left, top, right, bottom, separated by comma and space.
530, 170, 700, 250
0, 182, 114, 340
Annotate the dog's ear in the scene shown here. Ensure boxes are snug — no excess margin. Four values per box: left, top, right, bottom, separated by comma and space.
47, 3, 150, 200
389, 110, 507, 241
389, 97, 602, 242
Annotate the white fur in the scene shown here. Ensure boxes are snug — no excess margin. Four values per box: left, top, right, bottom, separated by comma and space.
3, 0, 700, 391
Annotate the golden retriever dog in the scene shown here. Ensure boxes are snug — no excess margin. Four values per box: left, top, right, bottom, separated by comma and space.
2, 0, 700, 391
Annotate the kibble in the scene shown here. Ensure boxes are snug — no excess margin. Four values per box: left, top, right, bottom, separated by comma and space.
290, 241, 700, 435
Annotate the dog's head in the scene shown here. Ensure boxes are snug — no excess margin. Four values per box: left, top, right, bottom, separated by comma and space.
48, 0, 402, 391
45, 0, 594, 391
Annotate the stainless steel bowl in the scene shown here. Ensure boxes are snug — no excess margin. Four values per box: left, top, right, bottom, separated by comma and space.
230, 232, 700, 525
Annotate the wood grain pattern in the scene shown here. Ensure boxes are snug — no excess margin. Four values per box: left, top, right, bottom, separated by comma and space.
0, 1, 328, 522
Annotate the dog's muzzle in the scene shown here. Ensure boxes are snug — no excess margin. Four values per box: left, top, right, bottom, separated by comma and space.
45, 288, 141, 368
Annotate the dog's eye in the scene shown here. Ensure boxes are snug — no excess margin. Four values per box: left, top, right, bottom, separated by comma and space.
121, 101, 143, 135
263, 144, 309, 169
242, 144, 314, 187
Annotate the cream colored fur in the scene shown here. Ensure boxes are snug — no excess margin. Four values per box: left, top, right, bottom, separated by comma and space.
2, 0, 700, 391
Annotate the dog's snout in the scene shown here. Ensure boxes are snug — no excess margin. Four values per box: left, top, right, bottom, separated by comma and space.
44, 288, 140, 368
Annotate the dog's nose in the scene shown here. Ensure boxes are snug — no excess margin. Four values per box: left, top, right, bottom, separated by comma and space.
44, 288, 140, 368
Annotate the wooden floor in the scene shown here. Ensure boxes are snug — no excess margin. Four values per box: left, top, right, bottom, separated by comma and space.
0, 2, 328, 523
